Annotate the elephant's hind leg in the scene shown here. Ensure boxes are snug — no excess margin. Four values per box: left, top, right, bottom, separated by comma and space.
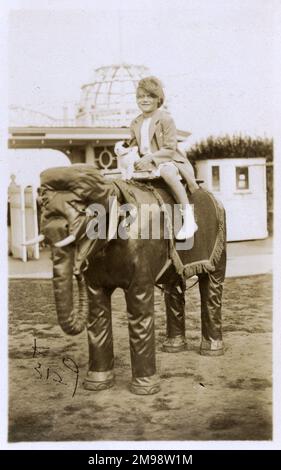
125, 282, 160, 395
198, 248, 226, 356
83, 285, 115, 391
162, 276, 187, 353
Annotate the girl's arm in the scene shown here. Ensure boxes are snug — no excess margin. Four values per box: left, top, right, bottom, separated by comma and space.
128, 126, 138, 148
151, 114, 178, 166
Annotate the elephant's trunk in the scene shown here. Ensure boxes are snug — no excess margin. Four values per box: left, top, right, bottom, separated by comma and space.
52, 245, 88, 335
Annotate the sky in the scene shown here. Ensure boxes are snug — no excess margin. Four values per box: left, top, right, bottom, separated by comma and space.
8, 0, 276, 137
3, 0, 280, 185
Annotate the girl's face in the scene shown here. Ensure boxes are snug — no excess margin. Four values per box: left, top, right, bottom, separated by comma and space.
136, 89, 159, 115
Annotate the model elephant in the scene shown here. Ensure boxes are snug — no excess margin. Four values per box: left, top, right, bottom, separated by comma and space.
31, 165, 226, 395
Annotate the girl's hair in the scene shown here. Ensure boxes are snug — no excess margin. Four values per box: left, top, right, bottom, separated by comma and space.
136, 76, 165, 108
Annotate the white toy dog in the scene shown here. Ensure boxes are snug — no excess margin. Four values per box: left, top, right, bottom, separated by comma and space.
114, 141, 140, 180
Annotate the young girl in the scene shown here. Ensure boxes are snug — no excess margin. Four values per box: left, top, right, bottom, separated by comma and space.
128, 76, 198, 240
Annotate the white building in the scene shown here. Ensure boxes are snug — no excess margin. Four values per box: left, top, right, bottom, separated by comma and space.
196, 157, 268, 241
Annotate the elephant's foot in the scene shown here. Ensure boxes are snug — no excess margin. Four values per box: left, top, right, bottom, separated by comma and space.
130, 375, 160, 395
162, 335, 186, 353
83, 370, 115, 391
200, 338, 224, 356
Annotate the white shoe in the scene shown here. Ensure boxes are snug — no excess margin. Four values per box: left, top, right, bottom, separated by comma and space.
176, 205, 198, 240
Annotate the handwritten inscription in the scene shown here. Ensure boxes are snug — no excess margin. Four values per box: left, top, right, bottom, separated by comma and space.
32, 338, 79, 397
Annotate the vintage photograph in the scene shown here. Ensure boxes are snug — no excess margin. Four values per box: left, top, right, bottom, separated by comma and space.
2, 0, 278, 447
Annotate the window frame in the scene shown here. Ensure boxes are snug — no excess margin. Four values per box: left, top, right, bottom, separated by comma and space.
235, 166, 249, 191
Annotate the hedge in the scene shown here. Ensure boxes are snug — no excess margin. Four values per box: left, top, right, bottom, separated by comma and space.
187, 135, 273, 162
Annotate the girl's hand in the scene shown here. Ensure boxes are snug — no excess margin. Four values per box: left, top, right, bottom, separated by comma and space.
134, 154, 153, 170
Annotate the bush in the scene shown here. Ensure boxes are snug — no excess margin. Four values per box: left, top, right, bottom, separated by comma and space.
187, 135, 273, 162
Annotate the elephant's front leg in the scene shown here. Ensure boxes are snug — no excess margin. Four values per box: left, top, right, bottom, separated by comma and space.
83, 285, 115, 391
162, 276, 187, 353
125, 282, 160, 395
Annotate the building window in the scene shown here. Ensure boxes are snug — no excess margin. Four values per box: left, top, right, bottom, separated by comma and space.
98, 149, 113, 169
236, 167, 249, 190
211, 166, 220, 191
95, 146, 117, 169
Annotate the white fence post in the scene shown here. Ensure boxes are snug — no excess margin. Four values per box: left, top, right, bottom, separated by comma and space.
8, 176, 40, 261
24, 186, 40, 260
8, 175, 27, 261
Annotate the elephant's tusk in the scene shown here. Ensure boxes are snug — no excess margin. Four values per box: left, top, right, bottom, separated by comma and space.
22, 234, 45, 246
54, 234, 76, 248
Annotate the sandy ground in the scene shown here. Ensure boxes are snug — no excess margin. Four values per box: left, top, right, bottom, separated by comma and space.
8, 274, 272, 442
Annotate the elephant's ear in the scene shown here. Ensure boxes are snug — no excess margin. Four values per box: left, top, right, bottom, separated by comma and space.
41, 216, 69, 245
108, 196, 120, 241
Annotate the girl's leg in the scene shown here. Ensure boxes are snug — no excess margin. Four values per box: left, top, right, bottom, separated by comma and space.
177, 162, 199, 194
160, 164, 189, 204
160, 165, 197, 240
